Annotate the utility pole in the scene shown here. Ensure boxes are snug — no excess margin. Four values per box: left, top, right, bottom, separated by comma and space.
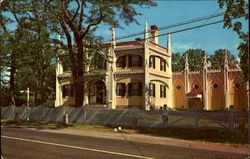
27, 87, 30, 121
20, 87, 30, 121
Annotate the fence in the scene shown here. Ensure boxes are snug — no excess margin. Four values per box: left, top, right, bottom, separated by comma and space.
1, 105, 248, 130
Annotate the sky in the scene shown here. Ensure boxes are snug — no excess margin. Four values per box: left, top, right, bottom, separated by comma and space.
94, 1, 248, 57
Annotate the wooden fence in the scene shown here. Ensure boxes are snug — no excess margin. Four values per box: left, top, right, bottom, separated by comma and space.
1, 105, 248, 130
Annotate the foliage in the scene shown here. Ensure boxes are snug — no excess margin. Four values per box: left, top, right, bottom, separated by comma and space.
172, 52, 184, 72
0, 0, 59, 106
209, 49, 238, 70
218, 0, 249, 81
185, 49, 206, 72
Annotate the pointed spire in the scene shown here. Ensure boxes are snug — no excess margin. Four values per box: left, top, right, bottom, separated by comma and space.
203, 52, 208, 70
224, 50, 228, 69
111, 27, 116, 47
185, 53, 189, 72
167, 33, 171, 53
144, 19, 148, 42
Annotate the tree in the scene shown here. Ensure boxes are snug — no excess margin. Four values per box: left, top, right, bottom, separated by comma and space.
44, 0, 156, 106
184, 49, 205, 72
1, 0, 58, 106
172, 52, 184, 72
209, 49, 238, 70
218, 0, 249, 81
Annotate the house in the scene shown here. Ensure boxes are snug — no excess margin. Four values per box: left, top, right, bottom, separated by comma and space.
55, 23, 248, 111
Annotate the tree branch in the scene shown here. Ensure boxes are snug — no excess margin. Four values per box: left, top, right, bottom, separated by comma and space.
78, 1, 85, 31
72, 0, 80, 22
80, 10, 103, 39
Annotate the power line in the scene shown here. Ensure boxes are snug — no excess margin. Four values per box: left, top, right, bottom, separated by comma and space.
104, 11, 225, 43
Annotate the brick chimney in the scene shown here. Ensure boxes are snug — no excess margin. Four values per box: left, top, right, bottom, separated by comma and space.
150, 25, 158, 44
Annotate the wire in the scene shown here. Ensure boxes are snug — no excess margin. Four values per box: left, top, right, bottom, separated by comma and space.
104, 11, 225, 43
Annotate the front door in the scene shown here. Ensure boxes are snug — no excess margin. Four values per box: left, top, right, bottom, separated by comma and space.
96, 86, 105, 104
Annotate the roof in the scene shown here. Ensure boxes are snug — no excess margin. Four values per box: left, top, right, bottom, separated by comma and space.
101, 40, 143, 48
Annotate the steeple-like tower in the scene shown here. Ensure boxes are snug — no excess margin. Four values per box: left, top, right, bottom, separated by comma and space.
167, 33, 171, 53
111, 27, 116, 48
203, 52, 208, 110
144, 19, 149, 42
224, 50, 229, 109
184, 53, 189, 94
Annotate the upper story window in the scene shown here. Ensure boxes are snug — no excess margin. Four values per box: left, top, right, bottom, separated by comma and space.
149, 83, 155, 97
160, 85, 166, 98
149, 56, 155, 68
160, 59, 166, 72
128, 82, 142, 96
116, 83, 126, 96
62, 84, 74, 98
116, 56, 126, 68
128, 55, 143, 67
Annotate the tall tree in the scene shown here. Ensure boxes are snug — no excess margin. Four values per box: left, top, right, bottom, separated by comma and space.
43, 0, 156, 106
172, 52, 184, 72
184, 49, 205, 72
209, 49, 238, 70
218, 0, 249, 81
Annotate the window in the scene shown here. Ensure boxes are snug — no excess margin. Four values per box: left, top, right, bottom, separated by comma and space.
149, 83, 155, 97
116, 56, 126, 68
234, 82, 241, 89
160, 59, 166, 71
128, 83, 142, 96
213, 83, 219, 89
149, 56, 155, 68
176, 85, 181, 90
62, 84, 74, 98
128, 55, 143, 67
160, 85, 166, 98
116, 83, 126, 96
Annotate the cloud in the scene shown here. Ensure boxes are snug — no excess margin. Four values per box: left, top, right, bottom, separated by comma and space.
172, 42, 201, 52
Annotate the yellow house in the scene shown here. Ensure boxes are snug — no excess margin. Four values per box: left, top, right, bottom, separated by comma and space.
55, 23, 248, 111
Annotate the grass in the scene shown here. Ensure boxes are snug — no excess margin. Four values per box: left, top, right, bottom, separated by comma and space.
1, 119, 248, 146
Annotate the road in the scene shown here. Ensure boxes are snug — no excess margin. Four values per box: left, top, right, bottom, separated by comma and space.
1, 127, 248, 159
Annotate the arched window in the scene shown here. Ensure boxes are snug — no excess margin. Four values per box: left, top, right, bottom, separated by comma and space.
116, 56, 126, 68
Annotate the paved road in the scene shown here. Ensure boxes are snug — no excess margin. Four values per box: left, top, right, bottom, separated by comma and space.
1, 127, 248, 159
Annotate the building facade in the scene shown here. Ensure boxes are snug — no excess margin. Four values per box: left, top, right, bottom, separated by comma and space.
55, 24, 248, 111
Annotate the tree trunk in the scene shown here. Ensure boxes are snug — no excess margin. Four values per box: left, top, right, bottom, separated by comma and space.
74, 40, 85, 107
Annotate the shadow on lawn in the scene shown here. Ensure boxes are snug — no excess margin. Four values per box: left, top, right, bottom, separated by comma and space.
1, 120, 70, 130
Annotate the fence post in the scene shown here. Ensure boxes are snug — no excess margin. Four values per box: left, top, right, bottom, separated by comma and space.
15, 112, 20, 123
63, 114, 69, 124
229, 106, 234, 131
